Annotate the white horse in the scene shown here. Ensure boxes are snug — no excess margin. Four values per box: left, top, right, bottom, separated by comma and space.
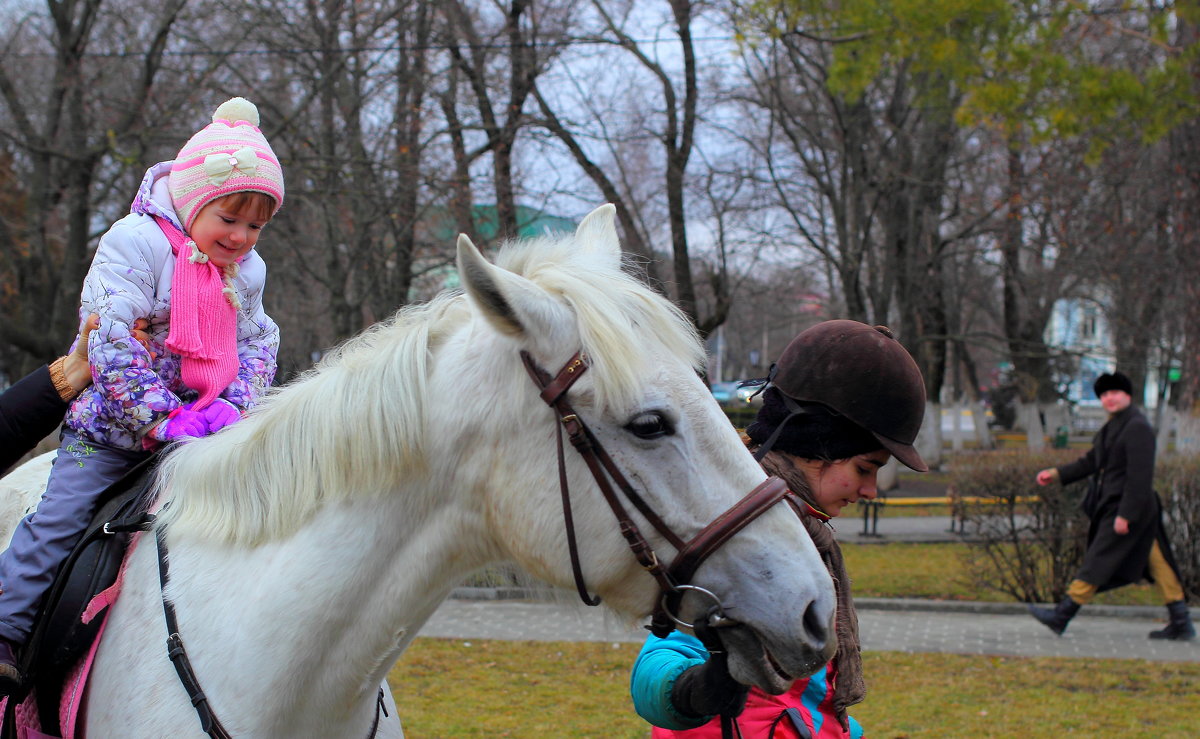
1, 205, 835, 737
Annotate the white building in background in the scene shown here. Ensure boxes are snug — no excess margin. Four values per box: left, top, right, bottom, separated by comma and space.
1047, 297, 1171, 408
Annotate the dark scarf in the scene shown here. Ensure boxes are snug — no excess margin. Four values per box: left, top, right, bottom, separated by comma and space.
756, 447, 866, 726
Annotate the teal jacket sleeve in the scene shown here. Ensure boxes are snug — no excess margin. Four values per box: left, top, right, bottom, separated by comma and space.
630, 631, 712, 730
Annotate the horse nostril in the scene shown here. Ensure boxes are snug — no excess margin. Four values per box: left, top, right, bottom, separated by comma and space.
801, 600, 829, 647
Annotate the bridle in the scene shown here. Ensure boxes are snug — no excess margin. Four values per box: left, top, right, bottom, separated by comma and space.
520, 350, 806, 637
154, 348, 804, 738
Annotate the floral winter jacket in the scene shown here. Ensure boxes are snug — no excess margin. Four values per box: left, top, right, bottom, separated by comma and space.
65, 162, 279, 450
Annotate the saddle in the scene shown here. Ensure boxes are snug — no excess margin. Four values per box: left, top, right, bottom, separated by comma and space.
3, 454, 160, 737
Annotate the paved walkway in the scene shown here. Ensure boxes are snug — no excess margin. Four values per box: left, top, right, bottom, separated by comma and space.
417, 597, 1199, 663
416, 516, 1200, 663
836, 513, 966, 543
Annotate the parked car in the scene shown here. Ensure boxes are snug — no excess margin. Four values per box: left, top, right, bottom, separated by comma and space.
710, 381, 761, 406
710, 381, 738, 404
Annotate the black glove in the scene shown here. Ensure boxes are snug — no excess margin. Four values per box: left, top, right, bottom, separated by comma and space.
667, 652, 748, 715
669, 649, 750, 719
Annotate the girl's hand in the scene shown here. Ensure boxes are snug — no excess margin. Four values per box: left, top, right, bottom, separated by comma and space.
148, 408, 207, 441
199, 399, 241, 433
130, 317, 155, 359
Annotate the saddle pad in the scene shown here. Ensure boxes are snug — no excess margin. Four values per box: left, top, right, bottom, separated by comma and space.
1, 529, 142, 739
0, 690, 45, 738
60, 529, 145, 739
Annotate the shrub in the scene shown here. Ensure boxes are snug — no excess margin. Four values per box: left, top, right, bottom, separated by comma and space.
952, 450, 1200, 604
1156, 454, 1200, 599
950, 450, 1088, 603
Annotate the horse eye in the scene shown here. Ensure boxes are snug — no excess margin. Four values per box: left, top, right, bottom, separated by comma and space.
625, 411, 674, 439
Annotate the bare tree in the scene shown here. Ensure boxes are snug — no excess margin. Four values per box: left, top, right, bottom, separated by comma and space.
730, 15, 979, 456
534, 0, 726, 331
0, 0, 191, 377
1171, 3, 1200, 415
236, 0, 447, 375
436, 0, 574, 243
1084, 143, 1177, 400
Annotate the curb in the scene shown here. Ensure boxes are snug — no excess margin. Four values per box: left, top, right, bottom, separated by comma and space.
854, 597, 1162, 620
449, 588, 1165, 621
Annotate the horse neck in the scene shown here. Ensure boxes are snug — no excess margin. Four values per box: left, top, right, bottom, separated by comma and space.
140, 481, 494, 733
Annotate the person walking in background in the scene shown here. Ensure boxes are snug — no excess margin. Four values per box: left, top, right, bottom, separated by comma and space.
630, 320, 929, 739
1030, 371, 1194, 641
0, 96, 286, 692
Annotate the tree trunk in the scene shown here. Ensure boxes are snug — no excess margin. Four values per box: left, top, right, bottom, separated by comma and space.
1172, 14, 1200, 411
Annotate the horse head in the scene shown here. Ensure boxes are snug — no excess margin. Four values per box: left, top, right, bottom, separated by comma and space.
449, 204, 837, 691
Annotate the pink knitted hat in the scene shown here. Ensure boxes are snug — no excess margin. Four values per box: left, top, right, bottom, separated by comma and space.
168, 97, 285, 232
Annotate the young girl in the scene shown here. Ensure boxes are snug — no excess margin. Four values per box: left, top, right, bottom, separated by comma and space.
0, 97, 284, 691
631, 320, 929, 739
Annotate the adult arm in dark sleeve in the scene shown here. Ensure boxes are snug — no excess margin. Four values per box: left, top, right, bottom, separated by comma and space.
0, 364, 71, 472
1056, 445, 1097, 486
0, 315, 123, 472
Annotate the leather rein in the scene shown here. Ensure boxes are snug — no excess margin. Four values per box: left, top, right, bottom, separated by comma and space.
155, 529, 388, 738
520, 350, 798, 637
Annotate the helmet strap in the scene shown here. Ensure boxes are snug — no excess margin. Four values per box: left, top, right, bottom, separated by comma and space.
752, 393, 813, 462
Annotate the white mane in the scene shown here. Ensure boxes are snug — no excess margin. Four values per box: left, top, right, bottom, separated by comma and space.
154, 231, 704, 546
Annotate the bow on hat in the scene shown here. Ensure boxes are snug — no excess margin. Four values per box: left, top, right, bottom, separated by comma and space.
204, 147, 259, 185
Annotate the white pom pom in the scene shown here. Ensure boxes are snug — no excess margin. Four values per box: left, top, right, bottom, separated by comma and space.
222, 273, 243, 310
212, 97, 260, 127
186, 240, 209, 264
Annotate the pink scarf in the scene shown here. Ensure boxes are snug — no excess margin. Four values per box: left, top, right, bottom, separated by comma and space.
155, 216, 239, 410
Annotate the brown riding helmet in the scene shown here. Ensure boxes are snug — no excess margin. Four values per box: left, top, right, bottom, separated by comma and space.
772, 320, 928, 472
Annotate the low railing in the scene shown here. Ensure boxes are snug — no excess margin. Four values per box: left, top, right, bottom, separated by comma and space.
858, 494, 1041, 537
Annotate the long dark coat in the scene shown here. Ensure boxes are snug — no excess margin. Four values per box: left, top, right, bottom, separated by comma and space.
0, 365, 68, 473
1056, 405, 1173, 591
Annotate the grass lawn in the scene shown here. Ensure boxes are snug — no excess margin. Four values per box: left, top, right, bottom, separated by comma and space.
842, 541, 1163, 606
388, 639, 1200, 737
392, 542, 1180, 735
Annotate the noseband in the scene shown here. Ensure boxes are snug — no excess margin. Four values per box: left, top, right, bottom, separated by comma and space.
520, 350, 797, 637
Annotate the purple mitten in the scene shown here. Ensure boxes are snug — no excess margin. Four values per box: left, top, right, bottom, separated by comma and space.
149, 407, 207, 441
200, 399, 241, 433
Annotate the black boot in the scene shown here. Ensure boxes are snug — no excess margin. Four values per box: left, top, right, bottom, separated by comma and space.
0, 639, 22, 695
1149, 600, 1196, 641
1029, 597, 1081, 636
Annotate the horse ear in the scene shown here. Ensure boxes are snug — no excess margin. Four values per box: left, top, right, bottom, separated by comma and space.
456, 234, 569, 340
574, 204, 620, 269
